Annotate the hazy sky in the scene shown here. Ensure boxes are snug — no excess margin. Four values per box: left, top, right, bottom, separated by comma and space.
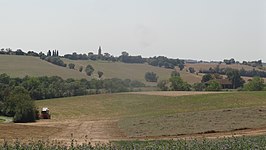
0, 0, 265, 61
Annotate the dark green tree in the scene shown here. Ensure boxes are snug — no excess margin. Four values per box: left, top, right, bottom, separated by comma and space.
145, 72, 158, 82
79, 66, 83, 72
244, 77, 265, 91
98, 71, 104, 78
169, 76, 191, 91
206, 80, 222, 91
226, 69, 245, 89
85, 65, 94, 76
68, 63, 75, 69
201, 74, 213, 83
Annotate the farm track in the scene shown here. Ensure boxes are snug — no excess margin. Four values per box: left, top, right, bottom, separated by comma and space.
2, 119, 266, 144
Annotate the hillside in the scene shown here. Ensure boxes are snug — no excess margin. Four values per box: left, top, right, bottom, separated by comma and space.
2, 92, 266, 142
62, 58, 173, 84
0, 55, 88, 79
186, 62, 264, 72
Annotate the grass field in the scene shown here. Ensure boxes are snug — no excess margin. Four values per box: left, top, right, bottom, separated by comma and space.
0, 55, 173, 85
185, 62, 264, 72
62, 58, 173, 85
2, 92, 266, 143
0, 55, 88, 79
35, 92, 266, 138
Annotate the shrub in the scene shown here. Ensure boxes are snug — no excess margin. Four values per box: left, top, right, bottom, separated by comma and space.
193, 83, 206, 91
145, 72, 158, 82
169, 76, 191, 91
244, 77, 265, 91
206, 80, 222, 91
68, 63, 75, 69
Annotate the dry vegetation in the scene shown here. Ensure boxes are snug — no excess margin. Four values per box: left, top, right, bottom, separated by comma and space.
62, 58, 173, 85
2, 92, 266, 143
186, 62, 264, 72
0, 55, 87, 79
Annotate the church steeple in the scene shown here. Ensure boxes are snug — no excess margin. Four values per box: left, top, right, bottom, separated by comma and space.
98, 46, 102, 56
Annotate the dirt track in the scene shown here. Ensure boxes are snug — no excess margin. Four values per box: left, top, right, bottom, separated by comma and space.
2, 118, 266, 144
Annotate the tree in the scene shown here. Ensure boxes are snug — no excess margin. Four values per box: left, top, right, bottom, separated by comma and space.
226, 69, 245, 89
188, 67, 195, 73
85, 65, 94, 76
171, 71, 180, 77
157, 80, 168, 91
169, 76, 191, 91
201, 74, 213, 83
244, 77, 265, 91
193, 83, 206, 91
68, 63, 75, 69
47, 50, 51, 56
178, 64, 184, 71
79, 66, 83, 72
98, 71, 104, 78
3, 86, 36, 122
145, 72, 158, 82
206, 80, 222, 91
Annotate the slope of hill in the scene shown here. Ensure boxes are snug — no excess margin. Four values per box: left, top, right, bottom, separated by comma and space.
62, 58, 173, 84
0, 55, 88, 79
186, 63, 263, 72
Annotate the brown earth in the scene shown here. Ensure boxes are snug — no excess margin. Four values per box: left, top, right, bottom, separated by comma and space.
2, 118, 266, 145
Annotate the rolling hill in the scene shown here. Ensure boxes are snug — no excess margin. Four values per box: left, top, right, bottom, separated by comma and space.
0, 55, 88, 79
0, 55, 173, 85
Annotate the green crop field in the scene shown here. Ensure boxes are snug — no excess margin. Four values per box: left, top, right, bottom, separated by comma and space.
35, 92, 266, 138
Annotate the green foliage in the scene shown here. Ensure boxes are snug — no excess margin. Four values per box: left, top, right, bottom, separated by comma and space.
2, 86, 36, 122
79, 66, 83, 72
171, 70, 180, 77
157, 80, 169, 91
206, 80, 222, 91
45, 56, 66, 67
145, 72, 158, 82
244, 77, 265, 91
178, 63, 184, 71
226, 69, 245, 89
188, 67, 195, 73
169, 76, 191, 91
68, 63, 75, 69
3, 136, 266, 149
201, 74, 213, 83
97, 71, 104, 78
193, 83, 206, 91
85, 64, 94, 76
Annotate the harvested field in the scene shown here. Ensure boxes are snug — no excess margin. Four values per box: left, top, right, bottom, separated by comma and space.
1, 92, 266, 144
129, 91, 224, 97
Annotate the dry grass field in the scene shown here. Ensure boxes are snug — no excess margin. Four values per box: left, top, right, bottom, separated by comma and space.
0, 55, 88, 79
186, 62, 263, 72
62, 58, 173, 85
1, 92, 266, 143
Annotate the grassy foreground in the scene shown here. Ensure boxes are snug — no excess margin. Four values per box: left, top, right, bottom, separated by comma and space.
1, 136, 266, 149
36, 92, 266, 138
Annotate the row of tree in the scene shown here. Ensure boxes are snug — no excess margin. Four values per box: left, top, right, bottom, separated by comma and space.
0, 74, 145, 101
157, 69, 265, 91
200, 66, 266, 78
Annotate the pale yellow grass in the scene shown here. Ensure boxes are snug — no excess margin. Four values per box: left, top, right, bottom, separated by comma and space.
0, 55, 88, 79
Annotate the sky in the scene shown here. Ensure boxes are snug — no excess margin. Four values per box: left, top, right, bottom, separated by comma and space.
0, 0, 265, 62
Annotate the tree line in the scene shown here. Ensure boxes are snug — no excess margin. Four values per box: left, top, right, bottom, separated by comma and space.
199, 66, 266, 78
